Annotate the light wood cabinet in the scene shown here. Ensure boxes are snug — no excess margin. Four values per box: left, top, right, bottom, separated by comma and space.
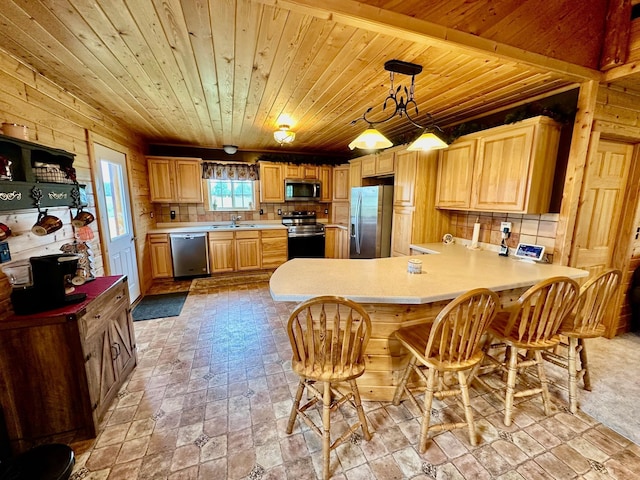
435, 140, 476, 209
0, 276, 135, 453
208, 231, 235, 273
393, 150, 418, 207
332, 202, 350, 225
319, 165, 332, 203
259, 162, 285, 203
261, 230, 288, 268
325, 226, 350, 258
284, 164, 319, 179
236, 230, 261, 271
436, 116, 561, 214
391, 207, 414, 257
360, 154, 376, 177
332, 164, 350, 202
349, 159, 362, 188
361, 151, 395, 178
147, 156, 203, 203
149, 234, 173, 278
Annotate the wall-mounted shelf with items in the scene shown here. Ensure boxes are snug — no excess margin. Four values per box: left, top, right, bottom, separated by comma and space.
0, 133, 86, 211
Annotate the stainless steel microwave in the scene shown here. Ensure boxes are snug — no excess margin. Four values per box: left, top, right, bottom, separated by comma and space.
284, 179, 321, 201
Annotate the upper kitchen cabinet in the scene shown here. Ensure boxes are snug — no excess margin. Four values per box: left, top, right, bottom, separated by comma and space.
393, 150, 418, 207
361, 150, 395, 178
259, 162, 284, 203
147, 156, 203, 203
332, 164, 350, 202
318, 165, 332, 203
284, 164, 318, 179
436, 116, 561, 214
349, 159, 362, 188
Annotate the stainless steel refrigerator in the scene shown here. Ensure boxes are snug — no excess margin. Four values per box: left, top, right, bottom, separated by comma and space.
350, 185, 394, 258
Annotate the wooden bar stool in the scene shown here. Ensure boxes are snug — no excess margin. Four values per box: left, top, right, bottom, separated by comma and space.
542, 269, 621, 413
392, 288, 500, 452
485, 276, 579, 426
285, 295, 372, 480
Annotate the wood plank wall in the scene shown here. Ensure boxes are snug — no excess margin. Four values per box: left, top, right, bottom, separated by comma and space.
594, 85, 640, 334
0, 49, 152, 320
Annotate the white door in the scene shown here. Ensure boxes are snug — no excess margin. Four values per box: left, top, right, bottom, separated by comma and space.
93, 143, 141, 303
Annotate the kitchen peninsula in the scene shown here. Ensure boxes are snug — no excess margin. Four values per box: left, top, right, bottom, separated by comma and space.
269, 243, 589, 401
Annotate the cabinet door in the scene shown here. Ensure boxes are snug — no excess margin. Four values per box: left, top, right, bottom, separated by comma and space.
331, 201, 350, 225
148, 158, 175, 202
349, 160, 362, 188
324, 226, 337, 258
332, 165, 350, 202
339, 228, 350, 259
260, 162, 284, 203
394, 150, 418, 207
360, 155, 376, 177
209, 232, 235, 273
261, 230, 288, 268
284, 164, 303, 178
149, 234, 173, 278
110, 308, 136, 380
436, 140, 476, 209
319, 166, 332, 203
376, 151, 395, 175
472, 125, 534, 212
175, 159, 203, 203
391, 207, 414, 256
236, 231, 261, 270
84, 327, 118, 420
302, 165, 319, 179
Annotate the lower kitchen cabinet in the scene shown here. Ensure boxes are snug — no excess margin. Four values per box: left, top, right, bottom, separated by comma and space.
261, 229, 288, 268
325, 225, 350, 258
149, 233, 173, 278
0, 276, 136, 454
236, 230, 261, 271
208, 231, 235, 273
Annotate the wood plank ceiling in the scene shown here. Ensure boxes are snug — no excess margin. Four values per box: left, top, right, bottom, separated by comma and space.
0, 0, 622, 154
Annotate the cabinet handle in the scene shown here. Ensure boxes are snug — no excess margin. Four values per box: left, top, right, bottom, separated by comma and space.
94, 314, 101, 319
111, 344, 119, 360
116, 295, 123, 300
85, 353, 91, 362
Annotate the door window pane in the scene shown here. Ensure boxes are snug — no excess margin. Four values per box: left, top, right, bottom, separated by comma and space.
101, 160, 129, 240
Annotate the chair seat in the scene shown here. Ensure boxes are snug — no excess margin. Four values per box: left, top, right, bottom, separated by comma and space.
559, 322, 606, 339
489, 313, 561, 350
396, 324, 484, 372
291, 361, 365, 382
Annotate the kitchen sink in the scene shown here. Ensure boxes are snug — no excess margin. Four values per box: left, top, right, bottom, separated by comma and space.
209, 224, 259, 230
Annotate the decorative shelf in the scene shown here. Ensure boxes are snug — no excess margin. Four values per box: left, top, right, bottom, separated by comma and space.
0, 181, 87, 211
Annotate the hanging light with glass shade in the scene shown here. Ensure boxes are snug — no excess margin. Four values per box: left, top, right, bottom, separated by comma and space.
349, 60, 448, 151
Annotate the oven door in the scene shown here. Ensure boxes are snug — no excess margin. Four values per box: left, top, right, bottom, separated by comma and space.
288, 233, 325, 259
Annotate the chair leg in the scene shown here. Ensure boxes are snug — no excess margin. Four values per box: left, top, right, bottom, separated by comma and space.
349, 379, 372, 441
393, 356, 416, 406
567, 336, 579, 413
286, 379, 306, 434
504, 346, 518, 427
579, 338, 592, 391
322, 381, 332, 480
458, 370, 477, 446
534, 350, 552, 416
418, 366, 437, 454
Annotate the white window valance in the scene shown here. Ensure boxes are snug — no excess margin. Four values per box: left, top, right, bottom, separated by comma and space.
202, 162, 259, 180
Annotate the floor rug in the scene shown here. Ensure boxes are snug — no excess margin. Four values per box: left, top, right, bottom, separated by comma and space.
132, 291, 189, 321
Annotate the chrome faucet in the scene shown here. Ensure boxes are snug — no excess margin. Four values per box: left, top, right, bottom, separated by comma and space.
231, 215, 241, 226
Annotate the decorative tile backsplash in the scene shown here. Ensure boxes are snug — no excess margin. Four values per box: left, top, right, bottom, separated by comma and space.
447, 211, 559, 262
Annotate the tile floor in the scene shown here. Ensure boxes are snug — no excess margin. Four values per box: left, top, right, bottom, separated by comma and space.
68, 278, 640, 479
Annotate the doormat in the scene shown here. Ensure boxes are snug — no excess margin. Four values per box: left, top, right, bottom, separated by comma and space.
132, 291, 189, 321
191, 271, 273, 290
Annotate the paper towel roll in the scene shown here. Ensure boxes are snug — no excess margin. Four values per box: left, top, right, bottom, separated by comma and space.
471, 222, 480, 249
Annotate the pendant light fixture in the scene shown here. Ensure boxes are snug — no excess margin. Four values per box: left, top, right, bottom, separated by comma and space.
273, 114, 296, 145
349, 60, 448, 151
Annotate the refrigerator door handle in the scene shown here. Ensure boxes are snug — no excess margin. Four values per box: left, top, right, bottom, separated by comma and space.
354, 192, 362, 255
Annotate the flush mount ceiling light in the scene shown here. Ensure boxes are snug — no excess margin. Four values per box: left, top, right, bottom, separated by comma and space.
274, 121, 296, 145
349, 59, 448, 151
223, 145, 238, 154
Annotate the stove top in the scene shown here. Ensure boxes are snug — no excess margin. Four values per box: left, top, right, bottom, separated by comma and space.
282, 210, 324, 236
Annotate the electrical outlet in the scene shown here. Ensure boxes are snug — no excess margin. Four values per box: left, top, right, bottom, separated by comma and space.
259, 208, 264, 215
277, 209, 282, 215
500, 221, 512, 233
324, 208, 328, 214
170, 210, 176, 220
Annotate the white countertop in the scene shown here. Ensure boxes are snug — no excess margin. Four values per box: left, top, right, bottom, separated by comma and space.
269, 243, 589, 304
149, 221, 287, 234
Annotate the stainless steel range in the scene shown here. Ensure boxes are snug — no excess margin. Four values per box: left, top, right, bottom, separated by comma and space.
282, 211, 325, 259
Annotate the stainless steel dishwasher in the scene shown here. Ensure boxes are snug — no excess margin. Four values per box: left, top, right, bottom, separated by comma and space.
169, 233, 210, 278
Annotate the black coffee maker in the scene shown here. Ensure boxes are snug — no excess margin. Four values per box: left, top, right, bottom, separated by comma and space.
10, 254, 87, 315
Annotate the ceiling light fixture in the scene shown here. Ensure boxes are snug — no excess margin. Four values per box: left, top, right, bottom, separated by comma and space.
349, 59, 448, 151
274, 124, 296, 145
223, 145, 238, 154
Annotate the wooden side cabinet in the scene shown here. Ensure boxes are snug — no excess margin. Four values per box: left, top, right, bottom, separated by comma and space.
0, 276, 136, 453
261, 229, 288, 268
259, 162, 284, 203
149, 234, 173, 278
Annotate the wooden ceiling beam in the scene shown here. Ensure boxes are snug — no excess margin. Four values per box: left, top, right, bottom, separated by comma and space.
261, 0, 601, 81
